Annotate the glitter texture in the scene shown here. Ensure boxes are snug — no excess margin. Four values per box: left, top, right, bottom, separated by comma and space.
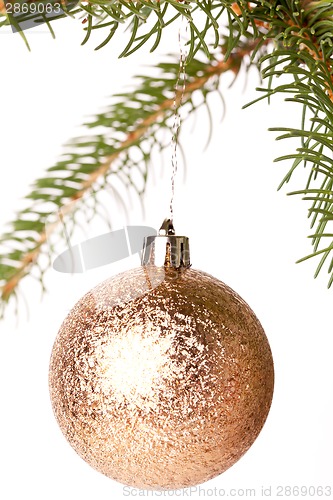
49, 267, 274, 490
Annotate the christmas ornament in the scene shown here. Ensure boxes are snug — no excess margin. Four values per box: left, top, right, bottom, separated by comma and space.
49, 219, 274, 490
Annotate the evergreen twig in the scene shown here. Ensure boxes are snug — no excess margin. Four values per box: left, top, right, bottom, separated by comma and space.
242, 0, 333, 286
0, 0, 242, 58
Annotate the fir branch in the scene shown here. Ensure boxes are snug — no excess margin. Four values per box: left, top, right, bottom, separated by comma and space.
0, 39, 257, 317
0, 0, 244, 58
239, 0, 333, 286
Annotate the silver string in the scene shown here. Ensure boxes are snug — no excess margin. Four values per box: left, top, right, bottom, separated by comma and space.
170, 16, 189, 224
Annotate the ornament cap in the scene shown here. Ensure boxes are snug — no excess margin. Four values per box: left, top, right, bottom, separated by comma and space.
141, 219, 190, 269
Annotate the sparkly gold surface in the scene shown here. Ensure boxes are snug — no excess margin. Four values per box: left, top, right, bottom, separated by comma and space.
49, 267, 274, 490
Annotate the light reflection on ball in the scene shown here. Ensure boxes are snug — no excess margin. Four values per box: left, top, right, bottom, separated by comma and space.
49, 267, 274, 490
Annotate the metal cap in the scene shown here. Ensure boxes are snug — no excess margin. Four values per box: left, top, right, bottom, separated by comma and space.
141, 219, 191, 269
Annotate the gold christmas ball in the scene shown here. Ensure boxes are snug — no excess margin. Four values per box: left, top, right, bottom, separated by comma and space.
49, 266, 274, 490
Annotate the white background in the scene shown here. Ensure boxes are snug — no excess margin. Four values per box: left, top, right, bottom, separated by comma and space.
0, 12, 332, 500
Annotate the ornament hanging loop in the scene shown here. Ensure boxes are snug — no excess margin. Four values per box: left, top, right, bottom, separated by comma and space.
159, 218, 175, 236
